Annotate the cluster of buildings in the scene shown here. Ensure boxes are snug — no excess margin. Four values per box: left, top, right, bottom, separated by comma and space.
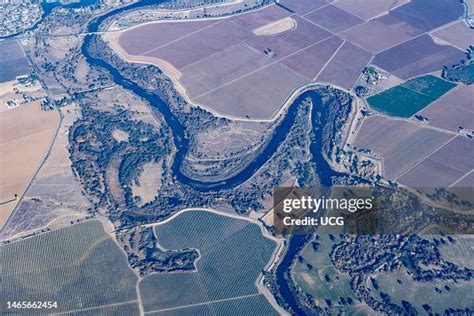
0, 1, 42, 38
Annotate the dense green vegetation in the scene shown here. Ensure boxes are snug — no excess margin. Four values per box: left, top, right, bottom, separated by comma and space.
69, 103, 172, 215
117, 226, 199, 276
442, 45, 474, 85
367, 75, 457, 117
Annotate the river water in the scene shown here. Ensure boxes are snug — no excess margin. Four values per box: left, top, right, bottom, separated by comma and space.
78, 2, 347, 314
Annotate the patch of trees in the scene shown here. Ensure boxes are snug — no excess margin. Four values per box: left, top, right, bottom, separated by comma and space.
442, 45, 474, 85
117, 226, 199, 276
69, 104, 172, 212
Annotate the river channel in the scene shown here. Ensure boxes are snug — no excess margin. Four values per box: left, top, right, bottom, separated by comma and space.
47, 1, 351, 314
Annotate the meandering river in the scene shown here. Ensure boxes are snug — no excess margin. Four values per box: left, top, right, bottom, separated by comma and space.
78, 2, 348, 314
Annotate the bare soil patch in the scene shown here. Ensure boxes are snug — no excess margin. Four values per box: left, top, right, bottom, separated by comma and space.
0, 104, 59, 228
131, 160, 163, 206
252, 17, 296, 36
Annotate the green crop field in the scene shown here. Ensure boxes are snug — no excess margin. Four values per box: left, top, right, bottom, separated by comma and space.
139, 210, 277, 314
1, 221, 138, 314
367, 75, 457, 117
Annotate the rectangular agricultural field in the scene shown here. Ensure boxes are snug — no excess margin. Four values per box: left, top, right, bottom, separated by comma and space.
245, 16, 332, 59
279, 0, 327, 15
147, 295, 277, 315
428, 136, 474, 173
402, 75, 457, 99
279, 35, 343, 79
422, 103, 473, 132
1, 221, 138, 313
139, 211, 276, 312
397, 157, 465, 187
373, 35, 465, 80
0, 104, 59, 228
419, 86, 474, 132
341, 14, 423, 53
0, 40, 30, 83
433, 21, 474, 50
353, 116, 453, 179
353, 116, 420, 152
180, 44, 272, 98
367, 75, 457, 118
145, 20, 253, 69
389, 0, 464, 31
118, 20, 218, 55
333, 0, 409, 21
382, 128, 453, 179
304, 4, 364, 33
316, 41, 372, 89
426, 82, 474, 112
71, 302, 141, 316
231, 4, 289, 31
195, 62, 307, 119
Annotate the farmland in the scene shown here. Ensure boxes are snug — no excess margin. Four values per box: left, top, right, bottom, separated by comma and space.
1, 221, 138, 314
341, 0, 463, 53
353, 115, 454, 180
0, 103, 59, 229
109, 0, 467, 120
398, 136, 473, 188
139, 210, 278, 314
333, 0, 409, 21
1, 0, 472, 314
304, 4, 363, 33
0, 40, 30, 83
147, 295, 277, 315
108, 3, 374, 119
373, 35, 465, 80
0, 102, 89, 240
353, 112, 473, 189
433, 20, 474, 50
419, 85, 474, 132
366, 75, 457, 118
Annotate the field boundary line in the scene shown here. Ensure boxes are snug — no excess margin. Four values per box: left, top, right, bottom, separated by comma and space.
371, 17, 464, 54
312, 39, 345, 81
178, 26, 258, 73
300, 3, 332, 17
143, 293, 262, 314
51, 300, 138, 315
429, 155, 467, 174
192, 33, 333, 100
394, 134, 457, 181
448, 169, 473, 187
456, 104, 474, 115
351, 54, 374, 90
297, 13, 373, 56
2, 51, 63, 232
140, 19, 224, 56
